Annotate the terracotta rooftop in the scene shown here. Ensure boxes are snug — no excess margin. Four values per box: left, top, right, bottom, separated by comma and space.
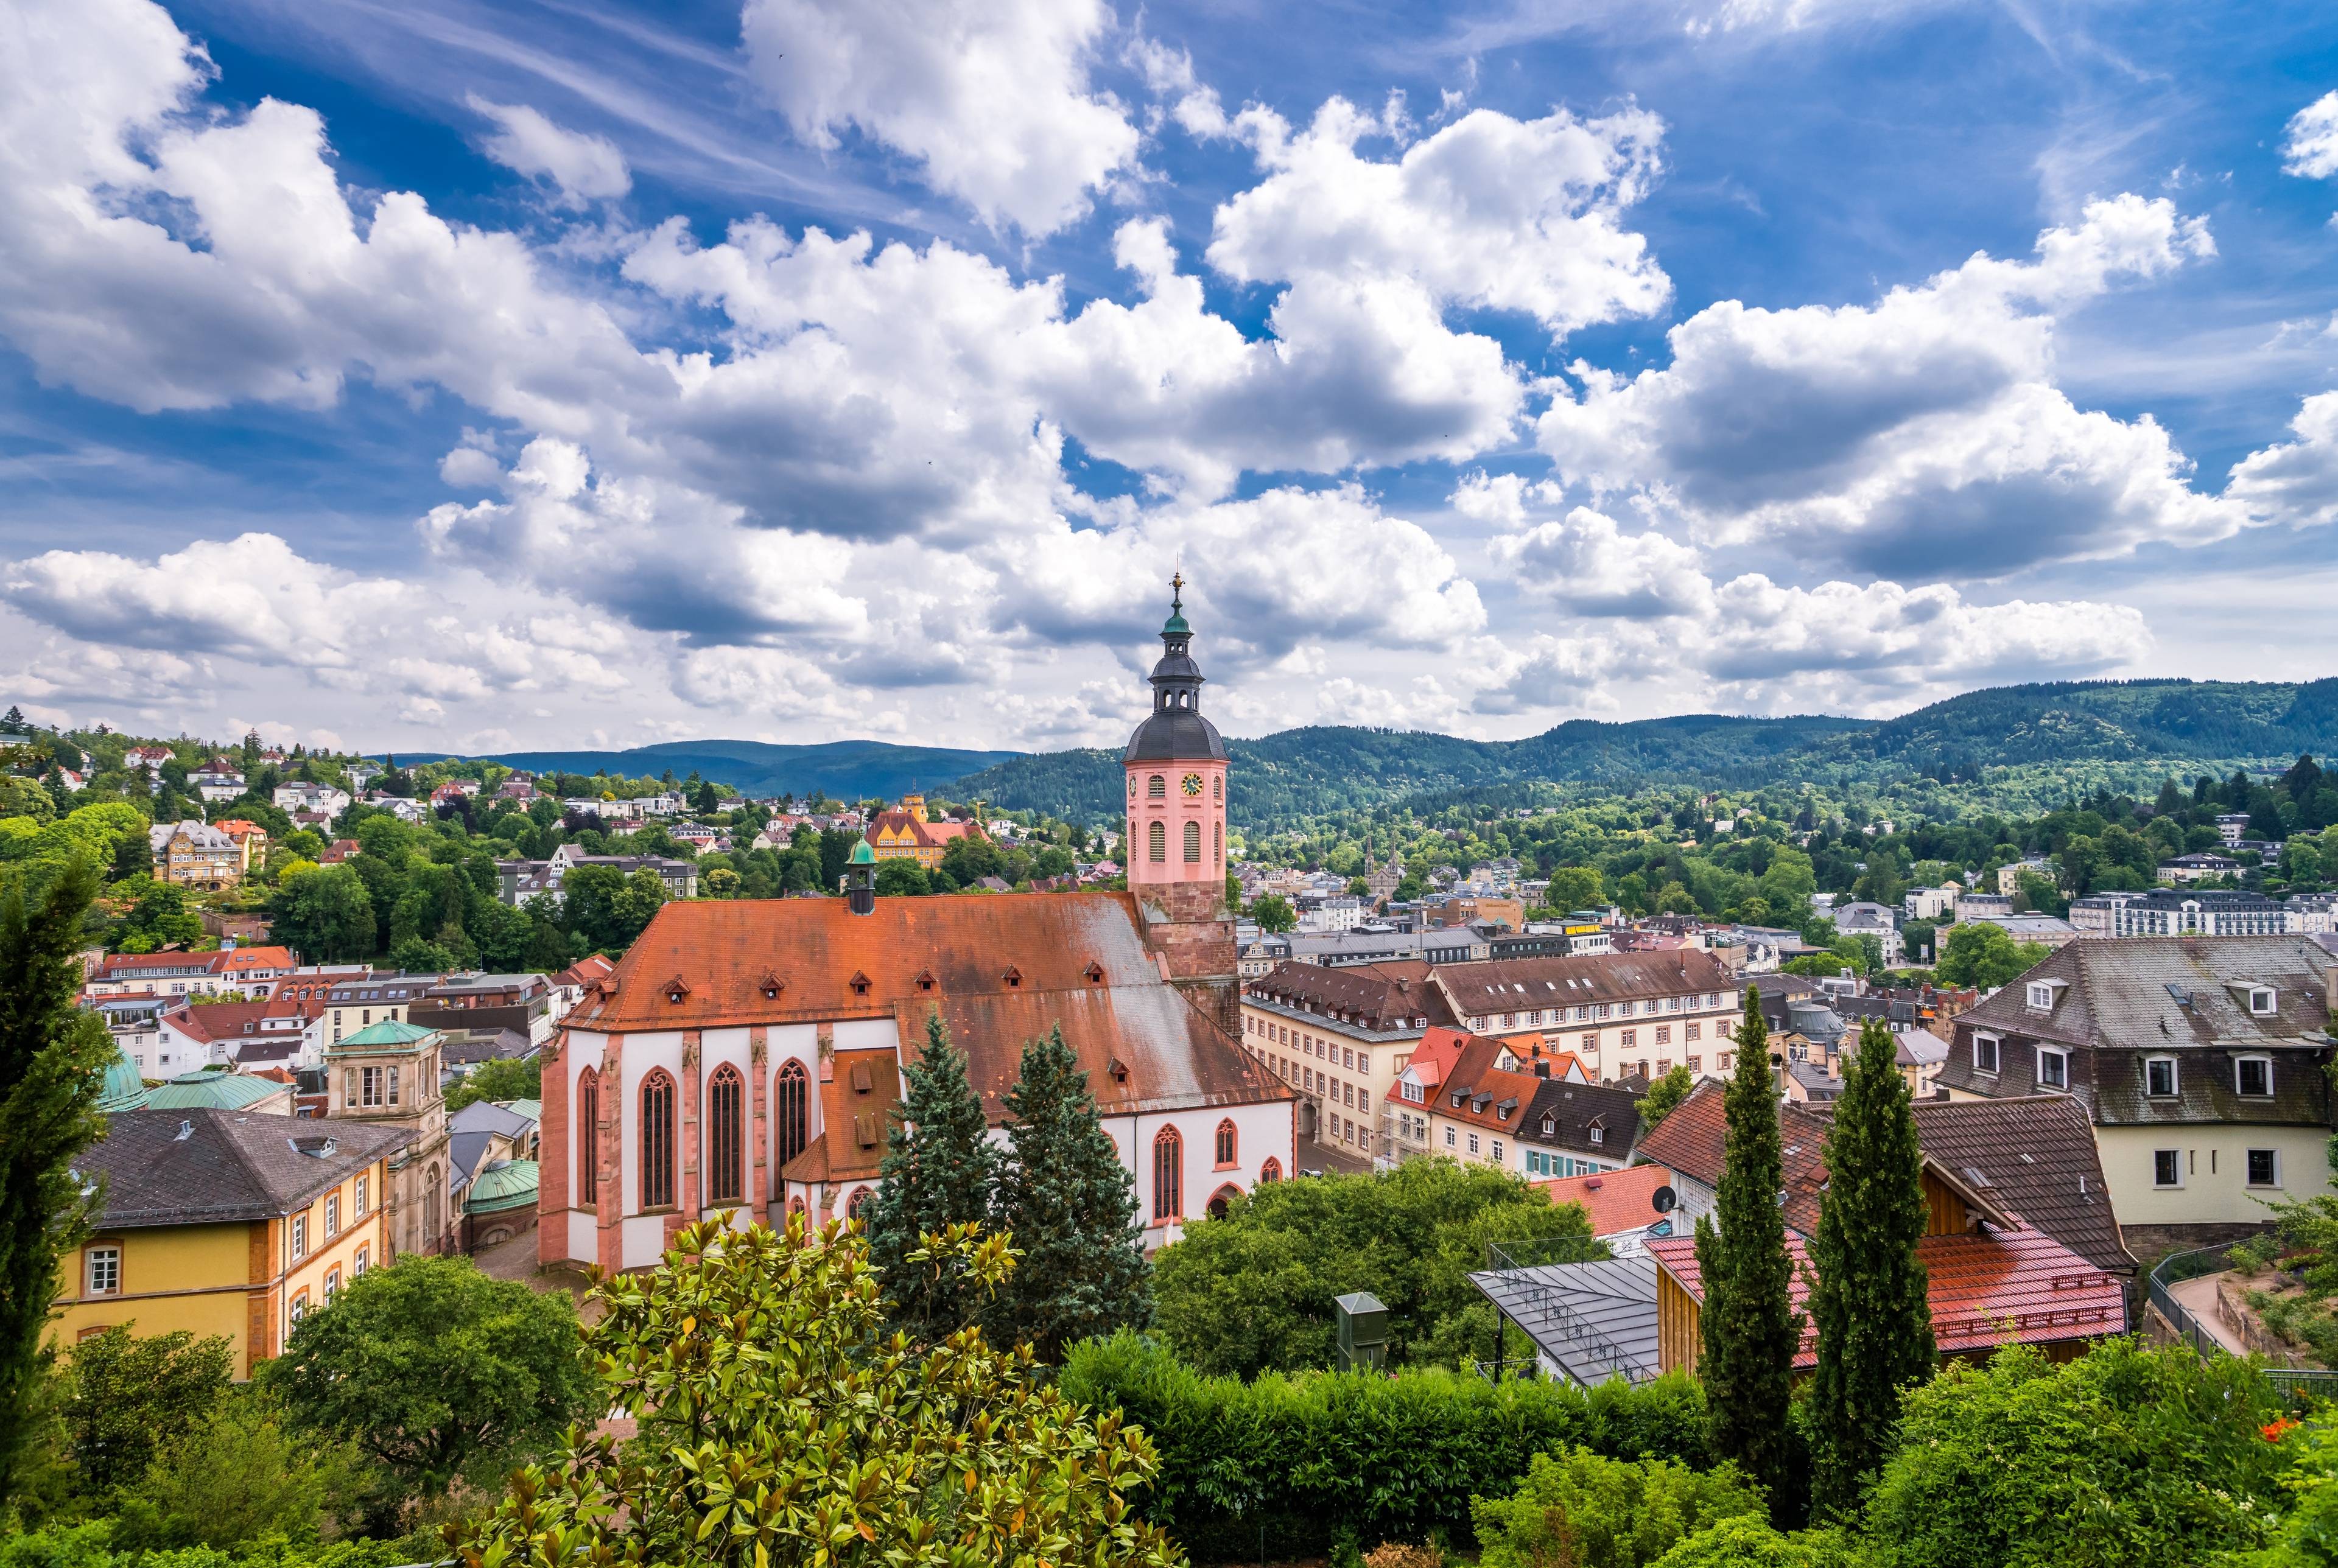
1648, 1227, 2126, 1367
1244, 959, 1453, 1036
1536, 1162, 1676, 1236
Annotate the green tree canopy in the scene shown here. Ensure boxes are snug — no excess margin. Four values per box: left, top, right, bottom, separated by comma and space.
1933, 922, 2049, 990
1640, 1064, 1696, 1130
443, 1054, 542, 1113
1694, 990, 1800, 1521
1472, 1447, 1767, 1568
266, 864, 377, 964
986, 1026, 1151, 1362
262, 1254, 594, 1529
447, 1216, 1182, 1568
866, 1009, 1002, 1340
1248, 892, 1296, 933
1806, 1018, 1934, 1517
1151, 1159, 1597, 1378
57, 1326, 233, 1500
0, 856, 116, 1511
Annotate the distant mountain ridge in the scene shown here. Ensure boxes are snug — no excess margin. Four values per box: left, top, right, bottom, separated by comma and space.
953, 677, 2338, 826
391, 677, 2338, 829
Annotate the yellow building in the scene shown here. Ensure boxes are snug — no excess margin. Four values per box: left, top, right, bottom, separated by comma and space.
52, 1104, 413, 1378
863, 793, 986, 871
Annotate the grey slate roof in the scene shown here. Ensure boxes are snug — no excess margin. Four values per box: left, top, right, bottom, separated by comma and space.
443, 1027, 536, 1066
1938, 937, 2336, 1127
74, 1109, 412, 1228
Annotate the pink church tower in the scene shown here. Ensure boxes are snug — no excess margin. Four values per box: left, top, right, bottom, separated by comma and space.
1123, 574, 1237, 1026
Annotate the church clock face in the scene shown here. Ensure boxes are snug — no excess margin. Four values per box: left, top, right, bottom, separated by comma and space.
1181, 772, 1203, 797
1127, 775, 1136, 798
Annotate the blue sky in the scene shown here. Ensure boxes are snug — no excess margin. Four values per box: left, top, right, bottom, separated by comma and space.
3, 0, 2336, 754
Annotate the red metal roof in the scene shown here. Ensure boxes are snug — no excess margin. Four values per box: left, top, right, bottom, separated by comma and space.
1646, 1227, 2124, 1367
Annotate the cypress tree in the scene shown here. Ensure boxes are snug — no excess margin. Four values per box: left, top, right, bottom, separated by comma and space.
863, 1009, 1002, 1340
0, 859, 116, 1510
1808, 1016, 1935, 1517
1693, 987, 1801, 1517
987, 1025, 1150, 1362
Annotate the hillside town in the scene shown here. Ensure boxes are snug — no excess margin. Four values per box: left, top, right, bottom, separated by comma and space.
6, 586, 2338, 1567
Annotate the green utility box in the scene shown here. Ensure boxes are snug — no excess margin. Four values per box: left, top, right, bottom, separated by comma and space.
1335, 1290, 1389, 1371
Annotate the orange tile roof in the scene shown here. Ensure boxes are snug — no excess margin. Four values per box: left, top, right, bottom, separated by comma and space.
1403, 1025, 1473, 1090
1535, 1163, 1677, 1237
574, 894, 1289, 1121
1647, 1227, 2124, 1366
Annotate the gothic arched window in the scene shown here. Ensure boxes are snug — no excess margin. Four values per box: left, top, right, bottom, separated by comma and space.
577, 1067, 599, 1205
641, 1071, 676, 1209
1184, 821, 1201, 863
1214, 1118, 1237, 1167
1153, 1127, 1182, 1221
706, 1065, 744, 1205
776, 1059, 809, 1169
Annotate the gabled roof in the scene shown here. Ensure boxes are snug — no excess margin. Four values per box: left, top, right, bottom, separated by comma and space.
74, 1109, 412, 1227
1950, 936, 2334, 1052
1244, 959, 1452, 1037
1434, 949, 1738, 1018
1648, 1227, 2125, 1367
1400, 1026, 1472, 1090
162, 1001, 273, 1044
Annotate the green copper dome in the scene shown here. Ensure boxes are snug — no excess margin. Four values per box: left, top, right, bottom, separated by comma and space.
848, 839, 877, 864
97, 1047, 149, 1114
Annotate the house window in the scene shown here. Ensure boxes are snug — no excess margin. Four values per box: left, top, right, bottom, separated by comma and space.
2250, 987, 2277, 1016
776, 1060, 809, 1168
2248, 1149, 2280, 1188
707, 1066, 744, 1205
1149, 821, 1165, 862
1621, 1029, 1637, 1048
1491, 1140, 1504, 1163
85, 1246, 121, 1297
354, 1174, 368, 1215
325, 1194, 340, 1237
1655, 1027, 1671, 1046
353, 1246, 369, 1277
1581, 1033, 1597, 1053
2154, 1149, 2182, 1188
2237, 1057, 2272, 1097
641, 1071, 676, 1209
388, 1065, 401, 1107
1589, 1123, 1606, 1146
1153, 1127, 1183, 1221
1686, 1023, 1701, 1041
291, 1213, 307, 1258
324, 1268, 341, 1304
1444, 1127, 1456, 1147
290, 1292, 310, 1324
1214, 1119, 1237, 1168
2037, 1049, 2068, 1091
577, 1069, 599, 1203
359, 1066, 384, 1107
2026, 982, 2057, 1011
1973, 1035, 2000, 1075
1467, 1134, 1480, 1155
2144, 1057, 2177, 1098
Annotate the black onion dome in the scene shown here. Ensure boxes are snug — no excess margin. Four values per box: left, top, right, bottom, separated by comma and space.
1123, 574, 1230, 764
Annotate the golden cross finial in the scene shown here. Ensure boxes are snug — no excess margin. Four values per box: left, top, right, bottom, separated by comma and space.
1170, 569, 1184, 609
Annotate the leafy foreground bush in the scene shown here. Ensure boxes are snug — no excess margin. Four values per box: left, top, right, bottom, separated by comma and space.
1059, 1331, 1707, 1562
449, 1214, 1181, 1568
1471, 1448, 1765, 1568
0, 1521, 438, 1568
1858, 1339, 2290, 1568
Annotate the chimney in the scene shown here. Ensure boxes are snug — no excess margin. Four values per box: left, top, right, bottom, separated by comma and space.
1534, 1060, 1550, 1077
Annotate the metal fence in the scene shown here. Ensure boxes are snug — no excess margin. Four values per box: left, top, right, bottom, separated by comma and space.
2147, 1243, 2338, 1401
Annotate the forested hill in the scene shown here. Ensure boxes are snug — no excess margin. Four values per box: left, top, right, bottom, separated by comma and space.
409, 739, 1020, 801
949, 678, 2338, 828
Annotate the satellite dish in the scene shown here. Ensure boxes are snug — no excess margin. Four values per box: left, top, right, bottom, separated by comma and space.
1652, 1185, 1677, 1214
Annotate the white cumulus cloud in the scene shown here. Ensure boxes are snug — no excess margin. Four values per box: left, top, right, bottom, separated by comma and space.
468, 96, 631, 206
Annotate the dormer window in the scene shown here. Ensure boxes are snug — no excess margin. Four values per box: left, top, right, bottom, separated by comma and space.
915, 970, 936, 993
2026, 979, 2065, 1012
1540, 1115, 1556, 1137
1002, 966, 1023, 989
759, 973, 783, 1001
1973, 1034, 2000, 1075
664, 976, 690, 1005
1588, 1121, 1606, 1146
1084, 962, 1105, 984
2236, 1055, 2273, 1097
849, 971, 871, 998
2249, 987, 2277, 1017
2144, 1056, 2178, 1098
2037, 1047, 2069, 1092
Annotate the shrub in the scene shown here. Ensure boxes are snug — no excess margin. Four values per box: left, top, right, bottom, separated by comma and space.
1059, 1331, 1707, 1563
1471, 1448, 1765, 1568
1858, 1338, 2288, 1568
1648, 1518, 1850, 1567
1361, 1544, 1444, 1568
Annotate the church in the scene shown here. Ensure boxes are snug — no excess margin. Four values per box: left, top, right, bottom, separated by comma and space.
538, 580, 1296, 1271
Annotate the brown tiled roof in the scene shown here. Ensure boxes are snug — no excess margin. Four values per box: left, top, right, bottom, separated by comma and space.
1636, 1079, 2129, 1276
1648, 1227, 2124, 1367
164, 1001, 275, 1043
74, 1109, 412, 1228
1245, 959, 1453, 1034
1434, 949, 1739, 1018
814, 1048, 899, 1184
574, 894, 1289, 1125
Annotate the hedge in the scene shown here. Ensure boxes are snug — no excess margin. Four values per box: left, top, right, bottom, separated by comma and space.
1059, 1331, 1709, 1562
0, 1524, 440, 1568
